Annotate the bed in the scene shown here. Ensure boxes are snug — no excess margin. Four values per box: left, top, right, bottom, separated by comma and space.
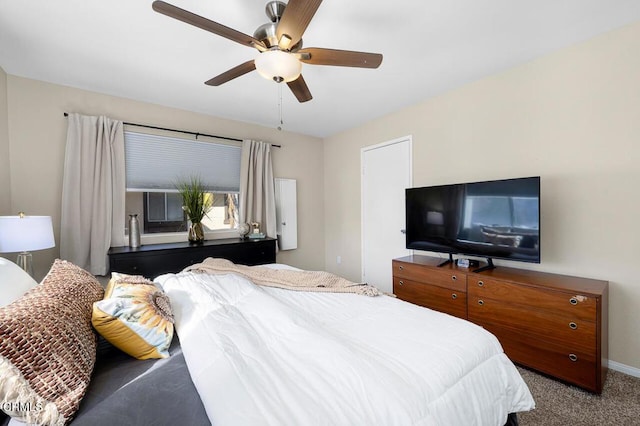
0, 259, 534, 425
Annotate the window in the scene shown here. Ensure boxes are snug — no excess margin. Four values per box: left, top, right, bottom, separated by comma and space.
124, 131, 241, 235
143, 192, 186, 233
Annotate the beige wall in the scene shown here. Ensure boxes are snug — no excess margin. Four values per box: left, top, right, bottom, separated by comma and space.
4, 76, 324, 279
324, 21, 640, 369
0, 66, 10, 215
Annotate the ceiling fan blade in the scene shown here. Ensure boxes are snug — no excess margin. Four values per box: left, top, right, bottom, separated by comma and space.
152, 1, 266, 51
205, 61, 256, 86
298, 48, 383, 68
287, 75, 313, 103
276, 0, 322, 47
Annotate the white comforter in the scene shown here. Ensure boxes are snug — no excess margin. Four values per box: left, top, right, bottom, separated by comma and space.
156, 265, 534, 426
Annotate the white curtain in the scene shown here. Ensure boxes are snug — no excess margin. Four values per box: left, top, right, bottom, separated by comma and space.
60, 113, 125, 275
239, 140, 277, 244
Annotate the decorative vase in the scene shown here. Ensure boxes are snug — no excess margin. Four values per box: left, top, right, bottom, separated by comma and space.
188, 221, 204, 244
129, 214, 141, 248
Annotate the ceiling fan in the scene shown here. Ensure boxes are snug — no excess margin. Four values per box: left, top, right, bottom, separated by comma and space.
152, 0, 383, 103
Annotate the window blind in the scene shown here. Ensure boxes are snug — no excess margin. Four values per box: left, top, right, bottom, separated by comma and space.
124, 131, 241, 193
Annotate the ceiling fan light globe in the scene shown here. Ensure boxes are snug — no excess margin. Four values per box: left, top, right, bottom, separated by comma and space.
255, 50, 302, 83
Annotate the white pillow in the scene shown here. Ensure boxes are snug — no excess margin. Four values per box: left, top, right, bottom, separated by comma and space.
0, 257, 38, 307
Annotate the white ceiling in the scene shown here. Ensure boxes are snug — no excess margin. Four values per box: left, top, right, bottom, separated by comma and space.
1, 1, 640, 138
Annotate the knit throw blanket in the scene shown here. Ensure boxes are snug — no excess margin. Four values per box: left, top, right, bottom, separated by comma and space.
184, 258, 381, 297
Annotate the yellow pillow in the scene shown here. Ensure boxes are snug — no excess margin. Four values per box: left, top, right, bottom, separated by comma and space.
92, 273, 174, 359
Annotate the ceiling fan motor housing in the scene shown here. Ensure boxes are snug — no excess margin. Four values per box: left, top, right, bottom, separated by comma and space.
253, 23, 279, 48
254, 1, 302, 51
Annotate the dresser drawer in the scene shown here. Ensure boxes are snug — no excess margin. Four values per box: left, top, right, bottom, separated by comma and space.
393, 261, 466, 292
110, 251, 202, 277
424, 285, 467, 319
481, 322, 599, 392
468, 296, 596, 352
109, 257, 145, 275
394, 277, 467, 319
394, 277, 430, 306
468, 276, 597, 321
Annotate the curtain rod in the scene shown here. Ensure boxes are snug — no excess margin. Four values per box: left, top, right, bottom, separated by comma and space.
63, 112, 281, 148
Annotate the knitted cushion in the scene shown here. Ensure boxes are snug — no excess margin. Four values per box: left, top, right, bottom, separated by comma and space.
0, 259, 104, 426
92, 273, 174, 360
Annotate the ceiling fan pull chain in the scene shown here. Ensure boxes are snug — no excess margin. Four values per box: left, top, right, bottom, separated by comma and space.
277, 83, 284, 131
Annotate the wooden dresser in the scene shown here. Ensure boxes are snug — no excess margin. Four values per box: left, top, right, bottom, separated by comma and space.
108, 237, 277, 278
392, 254, 608, 393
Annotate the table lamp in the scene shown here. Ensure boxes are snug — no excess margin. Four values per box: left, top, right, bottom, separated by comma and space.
0, 213, 55, 277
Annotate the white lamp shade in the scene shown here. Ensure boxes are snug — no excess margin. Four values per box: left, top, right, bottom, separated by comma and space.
0, 215, 55, 253
254, 50, 302, 83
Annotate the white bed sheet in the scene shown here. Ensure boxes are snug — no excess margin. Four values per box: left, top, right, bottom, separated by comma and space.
156, 265, 534, 426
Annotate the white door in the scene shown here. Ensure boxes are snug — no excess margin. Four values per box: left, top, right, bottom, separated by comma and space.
361, 136, 412, 293
274, 178, 298, 250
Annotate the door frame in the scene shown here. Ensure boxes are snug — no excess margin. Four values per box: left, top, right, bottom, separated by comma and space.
360, 135, 413, 283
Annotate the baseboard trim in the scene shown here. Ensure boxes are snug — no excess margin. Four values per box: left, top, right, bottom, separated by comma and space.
608, 360, 640, 378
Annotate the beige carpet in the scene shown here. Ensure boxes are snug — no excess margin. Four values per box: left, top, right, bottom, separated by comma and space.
517, 367, 640, 425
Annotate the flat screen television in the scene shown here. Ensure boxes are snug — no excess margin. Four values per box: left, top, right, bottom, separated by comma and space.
405, 176, 540, 271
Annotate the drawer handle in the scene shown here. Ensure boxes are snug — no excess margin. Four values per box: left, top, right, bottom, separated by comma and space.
451, 293, 457, 300
478, 300, 484, 306
569, 297, 578, 305
451, 275, 457, 281
569, 353, 578, 362
569, 322, 578, 330
399, 265, 404, 270
478, 280, 484, 287
399, 280, 404, 286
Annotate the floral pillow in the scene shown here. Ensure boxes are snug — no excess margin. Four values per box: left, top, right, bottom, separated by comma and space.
92, 273, 174, 359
